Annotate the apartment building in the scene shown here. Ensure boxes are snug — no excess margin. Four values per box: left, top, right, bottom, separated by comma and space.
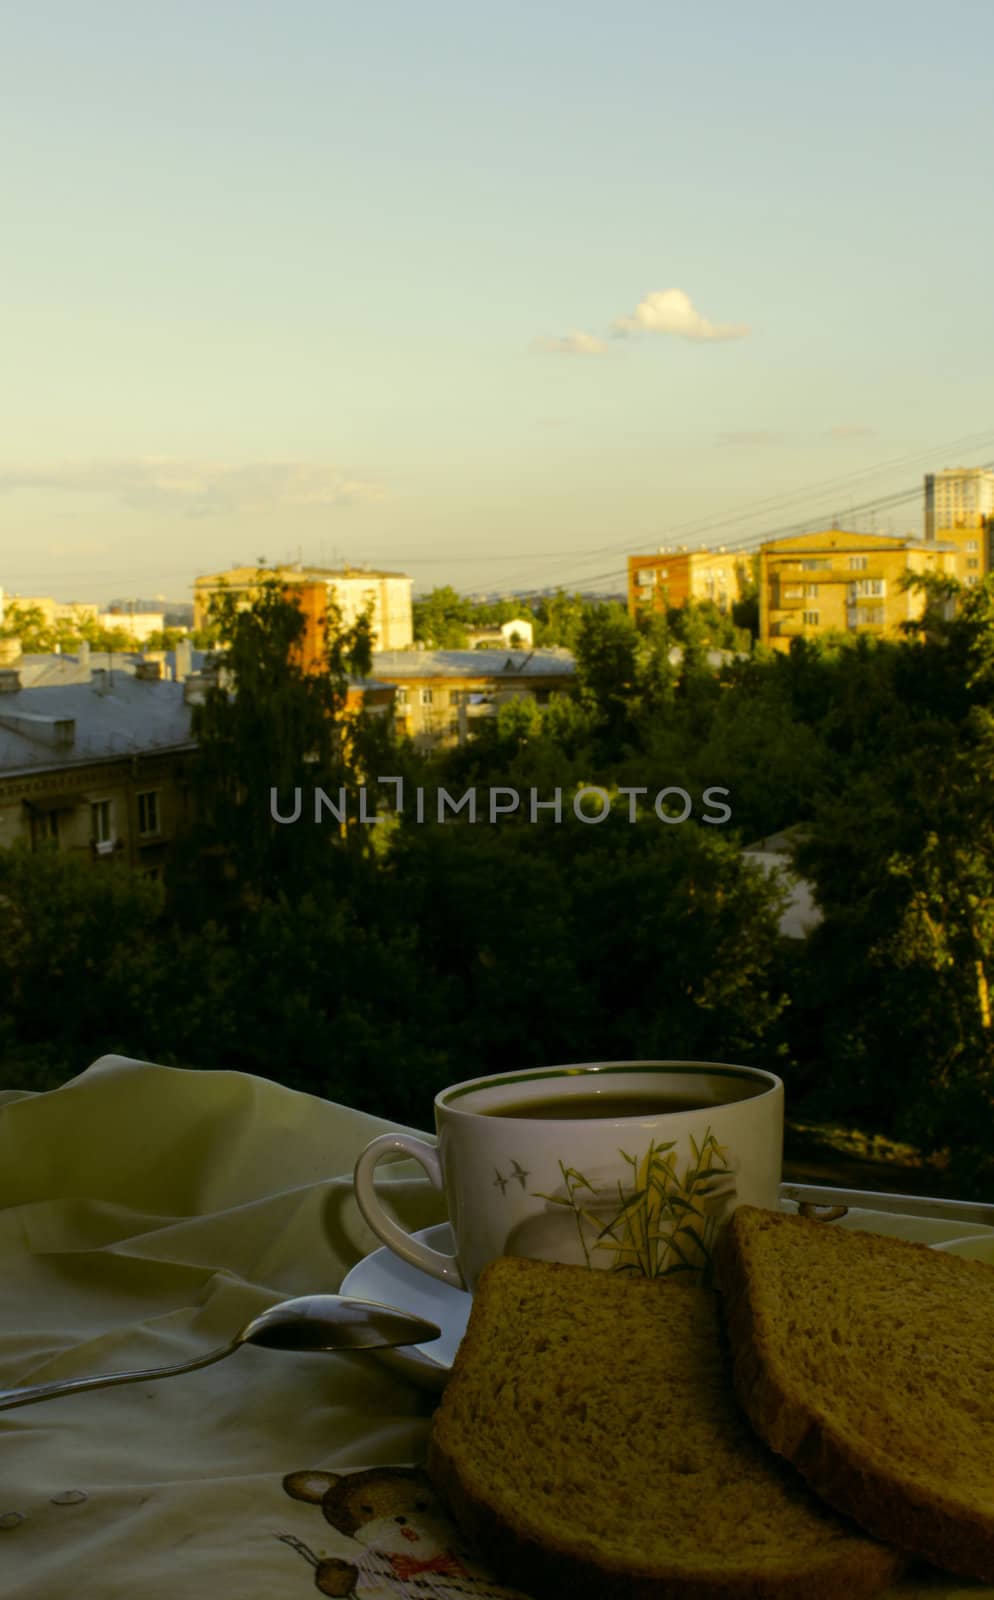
628, 547, 748, 618
759, 530, 959, 652
368, 648, 576, 746
926, 524, 991, 587
193, 563, 414, 652
0, 663, 197, 875
96, 609, 166, 643
924, 468, 994, 540
0, 595, 99, 631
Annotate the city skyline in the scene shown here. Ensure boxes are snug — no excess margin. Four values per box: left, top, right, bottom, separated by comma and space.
2, 1, 993, 602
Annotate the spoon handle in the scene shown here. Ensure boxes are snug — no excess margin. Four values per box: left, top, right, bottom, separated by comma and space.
0, 1340, 239, 1412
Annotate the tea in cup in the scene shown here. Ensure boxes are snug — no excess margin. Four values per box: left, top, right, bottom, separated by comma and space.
353, 1060, 783, 1292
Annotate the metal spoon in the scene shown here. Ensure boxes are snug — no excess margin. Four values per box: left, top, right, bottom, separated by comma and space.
0, 1295, 441, 1412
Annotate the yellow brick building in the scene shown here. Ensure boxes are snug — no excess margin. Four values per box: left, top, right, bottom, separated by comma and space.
759, 530, 960, 652
628, 547, 749, 617
926, 523, 992, 587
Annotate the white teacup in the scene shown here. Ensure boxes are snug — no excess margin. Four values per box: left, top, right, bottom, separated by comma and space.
353, 1060, 783, 1292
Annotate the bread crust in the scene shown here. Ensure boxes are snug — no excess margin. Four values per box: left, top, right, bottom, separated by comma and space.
716, 1208, 994, 1582
427, 1431, 902, 1600
428, 1256, 904, 1600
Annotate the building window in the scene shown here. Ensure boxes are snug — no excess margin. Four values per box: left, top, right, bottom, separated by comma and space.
861, 605, 885, 625
803, 583, 819, 598
394, 686, 409, 705
801, 559, 831, 571
420, 687, 433, 706
803, 611, 820, 625
967, 575, 979, 586
967, 540, 978, 552
849, 578, 886, 599
137, 790, 161, 837
968, 558, 979, 569
636, 570, 655, 586
782, 586, 803, 600
30, 812, 59, 851
848, 557, 868, 571
90, 799, 113, 845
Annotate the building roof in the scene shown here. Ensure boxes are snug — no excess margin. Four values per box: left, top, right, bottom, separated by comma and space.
368, 648, 576, 680
195, 564, 411, 585
12, 647, 209, 688
14, 651, 142, 688
762, 529, 959, 553
0, 673, 195, 777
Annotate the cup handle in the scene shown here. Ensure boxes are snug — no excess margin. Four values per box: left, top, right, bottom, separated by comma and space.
353, 1133, 466, 1290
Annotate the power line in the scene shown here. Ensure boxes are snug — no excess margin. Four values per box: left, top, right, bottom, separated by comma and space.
469, 429, 994, 593
485, 460, 994, 599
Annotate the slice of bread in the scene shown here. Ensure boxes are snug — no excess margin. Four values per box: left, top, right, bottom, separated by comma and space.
427, 1255, 903, 1600
715, 1206, 994, 1581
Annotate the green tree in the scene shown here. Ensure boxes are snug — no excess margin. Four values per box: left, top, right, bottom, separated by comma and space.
412, 586, 472, 648
531, 590, 588, 650
168, 575, 376, 919
0, 845, 168, 1088
143, 627, 186, 652
574, 603, 640, 732
0, 602, 55, 653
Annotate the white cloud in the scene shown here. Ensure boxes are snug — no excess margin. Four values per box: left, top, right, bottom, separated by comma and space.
0, 459, 387, 517
612, 288, 750, 343
531, 331, 608, 357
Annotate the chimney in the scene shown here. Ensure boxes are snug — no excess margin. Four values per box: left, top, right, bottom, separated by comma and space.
134, 660, 162, 681
0, 669, 21, 694
174, 638, 193, 682
78, 639, 91, 680
91, 668, 112, 695
183, 668, 220, 706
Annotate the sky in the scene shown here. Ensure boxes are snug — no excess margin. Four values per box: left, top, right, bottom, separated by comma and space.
2, 0, 993, 604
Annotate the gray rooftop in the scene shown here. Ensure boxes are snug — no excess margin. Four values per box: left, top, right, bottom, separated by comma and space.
0, 673, 195, 776
12, 645, 209, 689
369, 648, 576, 680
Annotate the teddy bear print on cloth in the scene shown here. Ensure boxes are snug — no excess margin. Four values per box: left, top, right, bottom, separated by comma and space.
277, 1467, 529, 1599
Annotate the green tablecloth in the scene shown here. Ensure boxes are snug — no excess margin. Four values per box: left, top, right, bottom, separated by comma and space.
0, 1056, 990, 1600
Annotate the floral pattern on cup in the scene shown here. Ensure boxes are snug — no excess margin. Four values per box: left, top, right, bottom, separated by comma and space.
503, 1129, 736, 1282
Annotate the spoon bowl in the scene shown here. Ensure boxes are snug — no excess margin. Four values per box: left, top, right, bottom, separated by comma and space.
0, 1295, 442, 1412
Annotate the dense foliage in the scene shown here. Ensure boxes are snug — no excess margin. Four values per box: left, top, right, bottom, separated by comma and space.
4, 577, 994, 1192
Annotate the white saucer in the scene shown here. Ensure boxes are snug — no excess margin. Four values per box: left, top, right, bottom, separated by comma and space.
340, 1223, 469, 1392
341, 1213, 994, 1392
931, 1233, 994, 1263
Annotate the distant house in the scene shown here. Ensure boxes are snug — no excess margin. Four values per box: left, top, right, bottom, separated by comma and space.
742, 827, 823, 941
369, 647, 575, 747
465, 617, 535, 650
0, 662, 199, 877
193, 563, 414, 653
97, 610, 166, 643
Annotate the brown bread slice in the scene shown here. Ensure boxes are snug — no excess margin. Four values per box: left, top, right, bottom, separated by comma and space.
715, 1206, 994, 1581
427, 1255, 903, 1600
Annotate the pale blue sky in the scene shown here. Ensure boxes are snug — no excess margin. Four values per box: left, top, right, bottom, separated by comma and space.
2, 0, 993, 602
